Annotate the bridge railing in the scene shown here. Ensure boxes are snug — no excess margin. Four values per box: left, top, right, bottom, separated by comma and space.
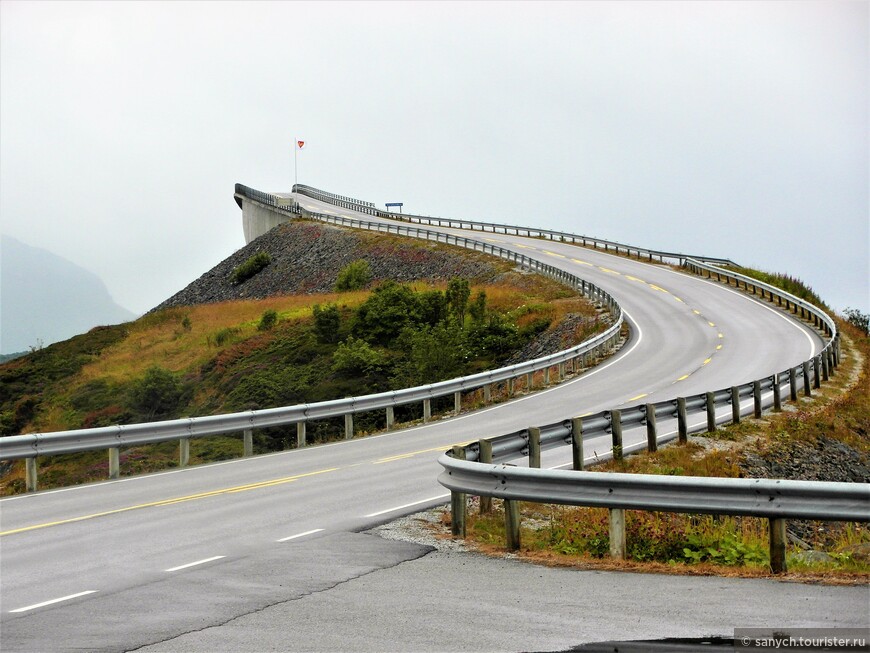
1, 190, 626, 492
291, 184, 737, 266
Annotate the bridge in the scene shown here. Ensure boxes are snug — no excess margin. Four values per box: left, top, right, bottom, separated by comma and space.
1, 185, 866, 651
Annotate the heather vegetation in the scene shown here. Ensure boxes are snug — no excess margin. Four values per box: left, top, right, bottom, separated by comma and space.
0, 271, 601, 494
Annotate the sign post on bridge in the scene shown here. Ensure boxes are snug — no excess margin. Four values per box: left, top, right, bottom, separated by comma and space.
385, 202, 403, 214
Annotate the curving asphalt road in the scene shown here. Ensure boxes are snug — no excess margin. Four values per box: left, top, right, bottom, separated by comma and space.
1, 194, 858, 653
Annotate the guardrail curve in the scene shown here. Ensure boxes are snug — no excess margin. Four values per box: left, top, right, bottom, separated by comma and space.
2, 184, 636, 491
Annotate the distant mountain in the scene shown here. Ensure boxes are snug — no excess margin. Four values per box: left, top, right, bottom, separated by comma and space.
1, 235, 137, 354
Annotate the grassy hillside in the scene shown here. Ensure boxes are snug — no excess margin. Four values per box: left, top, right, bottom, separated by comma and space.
0, 229, 606, 494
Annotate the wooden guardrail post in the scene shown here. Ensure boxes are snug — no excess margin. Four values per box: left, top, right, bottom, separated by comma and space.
645, 404, 658, 452
297, 422, 307, 448
571, 417, 584, 470
479, 439, 493, 514
243, 429, 253, 457
179, 438, 190, 468
344, 414, 354, 440
677, 398, 688, 444
450, 446, 467, 537
25, 458, 37, 493
731, 387, 741, 424
505, 497, 521, 551
526, 372, 534, 392
109, 447, 120, 480
813, 355, 822, 389
423, 399, 432, 423
769, 518, 787, 574
483, 383, 492, 404
753, 381, 762, 419
773, 374, 782, 412
610, 410, 623, 460
609, 508, 626, 560
528, 427, 542, 468
802, 361, 812, 397
789, 367, 798, 401
386, 407, 395, 430
706, 392, 717, 432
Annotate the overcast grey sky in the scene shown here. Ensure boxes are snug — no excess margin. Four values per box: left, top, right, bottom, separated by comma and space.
1, 1, 867, 317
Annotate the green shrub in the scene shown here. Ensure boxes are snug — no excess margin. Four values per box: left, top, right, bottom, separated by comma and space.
127, 366, 186, 420
214, 327, 240, 346
353, 281, 423, 345
313, 304, 341, 343
335, 260, 372, 291
844, 308, 869, 335
232, 252, 271, 284
257, 309, 278, 331
332, 336, 385, 375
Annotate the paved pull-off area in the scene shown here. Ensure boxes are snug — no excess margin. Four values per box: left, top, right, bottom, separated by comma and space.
124, 516, 867, 653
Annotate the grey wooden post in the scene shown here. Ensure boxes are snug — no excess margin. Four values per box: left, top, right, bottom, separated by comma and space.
344, 414, 353, 440
753, 381, 762, 419
179, 438, 190, 468
609, 508, 626, 559
610, 410, 623, 460
243, 429, 253, 457
558, 362, 565, 382
450, 444, 467, 538
453, 391, 461, 416
789, 367, 798, 401
821, 353, 829, 382
826, 349, 835, 377
773, 374, 782, 413
813, 356, 821, 389
802, 361, 812, 397
483, 383, 492, 403
297, 422, 307, 448
505, 498, 521, 551
645, 404, 658, 452
479, 439, 493, 514
386, 406, 395, 430
25, 458, 37, 493
543, 367, 551, 386
769, 518, 787, 574
571, 417, 584, 470
706, 392, 717, 432
528, 427, 542, 469
677, 398, 688, 444
109, 447, 120, 480
507, 377, 515, 397
731, 386, 741, 424
526, 372, 534, 391
423, 399, 431, 423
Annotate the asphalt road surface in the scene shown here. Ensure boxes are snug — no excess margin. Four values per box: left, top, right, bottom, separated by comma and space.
2, 195, 860, 653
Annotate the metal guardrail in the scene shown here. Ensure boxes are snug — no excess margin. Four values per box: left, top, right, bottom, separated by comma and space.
292, 184, 737, 266
437, 252, 851, 572
2, 187, 628, 492
438, 460, 870, 522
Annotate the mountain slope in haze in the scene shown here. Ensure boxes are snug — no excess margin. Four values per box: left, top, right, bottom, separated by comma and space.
1, 235, 137, 354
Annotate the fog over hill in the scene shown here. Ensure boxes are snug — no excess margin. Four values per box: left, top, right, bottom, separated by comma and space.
1, 235, 137, 354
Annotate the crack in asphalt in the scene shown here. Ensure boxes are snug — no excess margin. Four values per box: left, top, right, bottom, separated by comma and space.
123, 543, 436, 653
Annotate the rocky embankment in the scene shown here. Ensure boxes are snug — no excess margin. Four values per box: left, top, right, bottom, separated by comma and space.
153, 220, 505, 311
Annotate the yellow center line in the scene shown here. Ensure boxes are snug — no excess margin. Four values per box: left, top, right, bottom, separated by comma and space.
514, 244, 534, 249
649, 284, 668, 293
676, 374, 690, 381
543, 251, 566, 258
625, 275, 645, 283
718, 333, 724, 339
571, 258, 593, 266
373, 441, 472, 465
598, 267, 620, 275
627, 393, 648, 402
703, 358, 713, 366
716, 344, 723, 350
708, 321, 716, 328
674, 296, 685, 303
0, 468, 339, 537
